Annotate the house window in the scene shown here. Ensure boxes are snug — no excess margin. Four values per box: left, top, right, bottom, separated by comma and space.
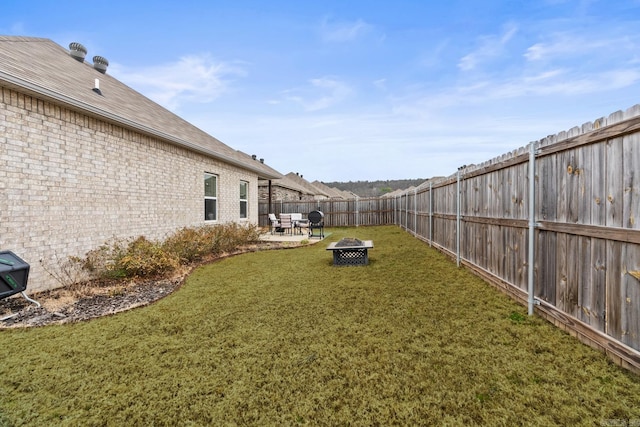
204, 173, 217, 221
239, 181, 248, 219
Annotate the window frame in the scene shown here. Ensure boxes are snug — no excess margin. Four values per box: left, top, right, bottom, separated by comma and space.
239, 180, 249, 219
204, 173, 218, 222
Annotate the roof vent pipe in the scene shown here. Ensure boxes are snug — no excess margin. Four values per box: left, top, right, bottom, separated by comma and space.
93, 55, 109, 74
260, 158, 264, 163
252, 154, 257, 160
69, 42, 87, 62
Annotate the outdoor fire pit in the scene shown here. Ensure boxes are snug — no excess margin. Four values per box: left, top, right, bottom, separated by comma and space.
326, 238, 373, 266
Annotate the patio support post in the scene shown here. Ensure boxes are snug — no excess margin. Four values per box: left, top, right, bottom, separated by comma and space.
268, 180, 272, 217
528, 141, 538, 315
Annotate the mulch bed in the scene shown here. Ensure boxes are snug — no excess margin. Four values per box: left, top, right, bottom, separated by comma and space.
0, 277, 183, 328
0, 240, 294, 329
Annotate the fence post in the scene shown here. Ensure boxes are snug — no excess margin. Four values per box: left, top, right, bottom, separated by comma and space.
405, 192, 409, 230
414, 187, 418, 236
528, 142, 538, 315
456, 168, 462, 267
429, 181, 433, 247
355, 196, 359, 227
395, 195, 398, 226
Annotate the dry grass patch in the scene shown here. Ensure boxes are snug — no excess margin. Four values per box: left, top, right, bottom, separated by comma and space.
1, 226, 639, 426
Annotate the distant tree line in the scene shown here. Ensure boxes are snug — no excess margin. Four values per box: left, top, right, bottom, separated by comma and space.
323, 179, 425, 197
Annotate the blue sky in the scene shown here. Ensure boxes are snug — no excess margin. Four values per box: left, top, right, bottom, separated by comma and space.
3, 1, 640, 182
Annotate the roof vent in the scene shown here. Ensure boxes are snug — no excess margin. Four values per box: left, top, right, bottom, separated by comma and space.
69, 42, 87, 62
92, 55, 109, 74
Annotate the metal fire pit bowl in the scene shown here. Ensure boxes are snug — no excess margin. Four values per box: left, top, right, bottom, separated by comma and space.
326, 238, 374, 266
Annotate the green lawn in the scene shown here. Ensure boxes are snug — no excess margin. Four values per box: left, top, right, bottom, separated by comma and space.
1, 226, 639, 426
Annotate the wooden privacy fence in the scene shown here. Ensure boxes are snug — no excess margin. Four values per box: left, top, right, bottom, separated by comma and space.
259, 197, 396, 228
259, 104, 640, 373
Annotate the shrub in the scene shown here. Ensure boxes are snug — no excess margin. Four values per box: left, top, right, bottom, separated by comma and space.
162, 226, 212, 263
206, 222, 261, 255
117, 236, 180, 277
75, 223, 261, 281
78, 238, 130, 280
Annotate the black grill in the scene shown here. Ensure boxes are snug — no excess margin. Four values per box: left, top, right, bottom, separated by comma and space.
308, 210, 324, 238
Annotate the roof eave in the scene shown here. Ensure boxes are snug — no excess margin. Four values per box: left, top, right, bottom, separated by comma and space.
0, 71, 282, 180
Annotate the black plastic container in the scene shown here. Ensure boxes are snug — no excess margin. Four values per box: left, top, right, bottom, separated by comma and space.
0, 251, 30, 299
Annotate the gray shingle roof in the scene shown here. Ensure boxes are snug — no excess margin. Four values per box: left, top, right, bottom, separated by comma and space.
285, 173, 330, 197
0, 36, 281, 179
310, 181, 347, 199
259, 174, 313, 194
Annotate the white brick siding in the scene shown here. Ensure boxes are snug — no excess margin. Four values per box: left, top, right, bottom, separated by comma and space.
1, 87, 258, 293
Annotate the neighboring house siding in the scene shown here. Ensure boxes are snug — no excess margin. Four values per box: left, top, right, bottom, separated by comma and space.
0, 87, 257, 293
259, 185, 302, 201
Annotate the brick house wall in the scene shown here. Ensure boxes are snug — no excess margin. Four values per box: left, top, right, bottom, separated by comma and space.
0, 87, 259, 293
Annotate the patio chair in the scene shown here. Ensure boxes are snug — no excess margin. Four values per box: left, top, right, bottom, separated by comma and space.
279, 214, 293, 235
293, 214, 310, 235
290, 213, 307, 235
268, 213, 280, 235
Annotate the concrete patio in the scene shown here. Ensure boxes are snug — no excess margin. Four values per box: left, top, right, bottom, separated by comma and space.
259, 231, 327, 243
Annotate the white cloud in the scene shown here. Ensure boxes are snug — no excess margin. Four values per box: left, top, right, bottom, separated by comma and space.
319, 17, 372, 43
373, 78, 387, 90
525, 33, 590, 62
283, 77, 353, 111
458, 22, 518, 71
524, 30, 639, 63
110, 54, 246, 110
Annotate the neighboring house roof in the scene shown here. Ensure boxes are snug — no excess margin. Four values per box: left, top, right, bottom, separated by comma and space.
259, 174, 313, 195
285, 173, 330, 198
310, 181, 347, 199
0, 36, 281, 180
383, 189, 405, 198
339, 189, 359, 199
414, 177, 445, 191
